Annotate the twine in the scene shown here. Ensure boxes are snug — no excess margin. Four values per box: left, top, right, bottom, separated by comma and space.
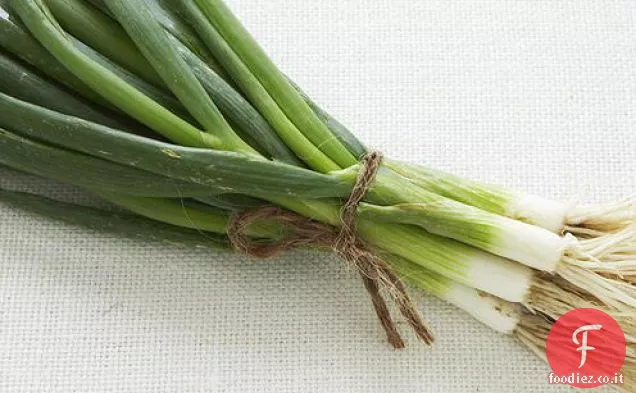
227, 152, 433, 349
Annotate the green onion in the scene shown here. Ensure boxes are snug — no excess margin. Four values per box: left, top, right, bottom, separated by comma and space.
174, 35, 302, 165
103, 0, 254, 154
0, 50, 136, 131
0, 127, 218, 197
45, 0, 164, 85
83, 0, 229, 79
0, 2, 192, 122
168, 1, 626, 295
386, 161, 570, 233
5, 187, 634, 371
177, 0, 339, 172
0, 0, 106, 104
0, 93, 352, 199
4, 90, 635, 310
0, 188, 231, 250
142, 0, 230, 80
3, 0, 634, 363
94, 192, 281, 239
187, 0, 358, 168
81, 0, 368, 162
11, 0, 219, 148
72, 37, 195, 125
24, 0, 302, 164
0, 93, 534, 303
291, 80, 368, 160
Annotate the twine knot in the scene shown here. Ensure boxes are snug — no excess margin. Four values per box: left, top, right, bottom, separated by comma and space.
227, 152, 433, 349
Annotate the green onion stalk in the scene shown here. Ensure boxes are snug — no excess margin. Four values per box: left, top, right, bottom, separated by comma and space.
1, 188, 634, 385
4, 92, 635, 311
4, 92, 636, 371
40, 1, 636, 301
170, 0, 636, 300
1, 0, 635, 370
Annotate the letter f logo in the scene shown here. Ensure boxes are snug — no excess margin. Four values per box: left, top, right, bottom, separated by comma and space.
573, 324, 603, 368
546, 309, 625, 388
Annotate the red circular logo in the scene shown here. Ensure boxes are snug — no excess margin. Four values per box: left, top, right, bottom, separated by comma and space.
546, 308, 626, 388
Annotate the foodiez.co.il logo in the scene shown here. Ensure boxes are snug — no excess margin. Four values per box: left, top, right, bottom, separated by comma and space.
546, 308, 626, 388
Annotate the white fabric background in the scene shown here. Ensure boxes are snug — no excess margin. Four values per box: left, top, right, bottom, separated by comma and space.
1, 0, 635, 391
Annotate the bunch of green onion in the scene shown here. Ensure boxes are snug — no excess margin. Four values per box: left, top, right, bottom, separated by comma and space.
1, 0, 635, 385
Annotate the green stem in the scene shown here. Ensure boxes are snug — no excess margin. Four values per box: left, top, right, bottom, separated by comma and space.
179, 0, 339, 172
95, 192, 290, 242
385, 160, 515, 217
44, 0, 164, 85
87, 189, 463, 300
12, 0, 219, 148
0, 188, 230, 250
71, 38, 195, 124
104, 0, 255, 155
99, 192, 455, 299
290, 78, 368, 160
149, 0, 231, 81
196, 194, 267, 212
0, 0, 107, 105
192, 0, 357, 168
83, 0, 230, 81
37, 0, 301, 164
0, 50, 134, 131
172, 34, 301, 165
268, 197, 470, 282
0, 128, 217, 197
0, 187, 453, 299
0, 94, 353, 199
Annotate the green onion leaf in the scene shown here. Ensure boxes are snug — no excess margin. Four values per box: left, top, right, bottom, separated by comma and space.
104, 0, 255, 154
177, 0, 340, 172
0, 94, 354, 199
0, 127, 217, 197
0, 50, 137, 131
45, 0, 164, 86
0, 0, 105, 104
191, 0, 357, 168
0, 188, 231, 250
11, 0, 219, 148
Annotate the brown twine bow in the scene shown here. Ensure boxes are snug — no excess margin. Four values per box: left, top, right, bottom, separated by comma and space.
227, 152, 433, 349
